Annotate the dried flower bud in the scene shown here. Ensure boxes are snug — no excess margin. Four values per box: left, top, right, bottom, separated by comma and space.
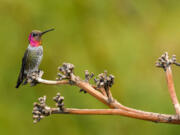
95, 71, 115, 91
32, 95, 51, 124
53, 93, 65, 111
84, 70, 94, 82
57, 63, 75, 80
156, 52, 180, 70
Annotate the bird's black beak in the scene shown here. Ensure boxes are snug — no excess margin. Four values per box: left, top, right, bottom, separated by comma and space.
41, 28, 55, 36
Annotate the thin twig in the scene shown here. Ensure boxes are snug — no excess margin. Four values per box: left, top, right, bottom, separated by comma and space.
50, 108, 180, 124
37, 78, 69, 85
92, 86, 108, 97
165, 67, 180, 115
156, 52, 180, 115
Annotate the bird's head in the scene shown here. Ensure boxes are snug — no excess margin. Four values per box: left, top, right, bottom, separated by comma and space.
28, 28, 54, 47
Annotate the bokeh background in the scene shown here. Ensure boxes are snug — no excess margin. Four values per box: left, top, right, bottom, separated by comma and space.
0, 0, 180, 134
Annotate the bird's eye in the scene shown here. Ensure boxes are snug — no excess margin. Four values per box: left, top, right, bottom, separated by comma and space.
32, 33, 37, 37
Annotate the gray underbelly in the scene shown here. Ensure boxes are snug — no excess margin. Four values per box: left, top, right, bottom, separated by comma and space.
25, 48, 43, 73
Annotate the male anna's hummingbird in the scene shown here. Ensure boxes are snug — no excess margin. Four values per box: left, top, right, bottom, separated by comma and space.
15, 28, 54, 88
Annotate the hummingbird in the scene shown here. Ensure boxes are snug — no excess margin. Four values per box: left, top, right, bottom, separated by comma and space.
15, 28, 54, 88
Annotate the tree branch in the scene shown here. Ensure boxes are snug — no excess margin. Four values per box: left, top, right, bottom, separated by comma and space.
29, 54, 180, 124
32, 94, 180, 124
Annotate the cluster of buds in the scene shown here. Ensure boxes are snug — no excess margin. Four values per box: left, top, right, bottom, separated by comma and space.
27, 70, 44, 86
57, 63, 75, 80
94, 71, 114, 91
156, 52, 178, 70
32, 96, 51, 124
53, 93, 65, 111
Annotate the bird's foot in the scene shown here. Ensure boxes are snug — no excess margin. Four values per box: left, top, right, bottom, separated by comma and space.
26, 70, 44, 86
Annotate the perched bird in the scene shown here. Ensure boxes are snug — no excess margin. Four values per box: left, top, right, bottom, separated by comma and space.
15, 28, 54, 88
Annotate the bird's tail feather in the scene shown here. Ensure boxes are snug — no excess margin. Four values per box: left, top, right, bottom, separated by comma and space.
15, 72, 24, 88
15, 80, 21, 88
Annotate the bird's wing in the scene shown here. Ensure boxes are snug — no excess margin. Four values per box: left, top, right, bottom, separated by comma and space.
15, 49, 29, 88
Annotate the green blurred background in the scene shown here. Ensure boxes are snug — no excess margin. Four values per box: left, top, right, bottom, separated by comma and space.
0, 0, 180, 134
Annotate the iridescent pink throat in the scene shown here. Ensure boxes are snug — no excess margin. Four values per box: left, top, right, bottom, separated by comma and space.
28, 34, 41, 47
